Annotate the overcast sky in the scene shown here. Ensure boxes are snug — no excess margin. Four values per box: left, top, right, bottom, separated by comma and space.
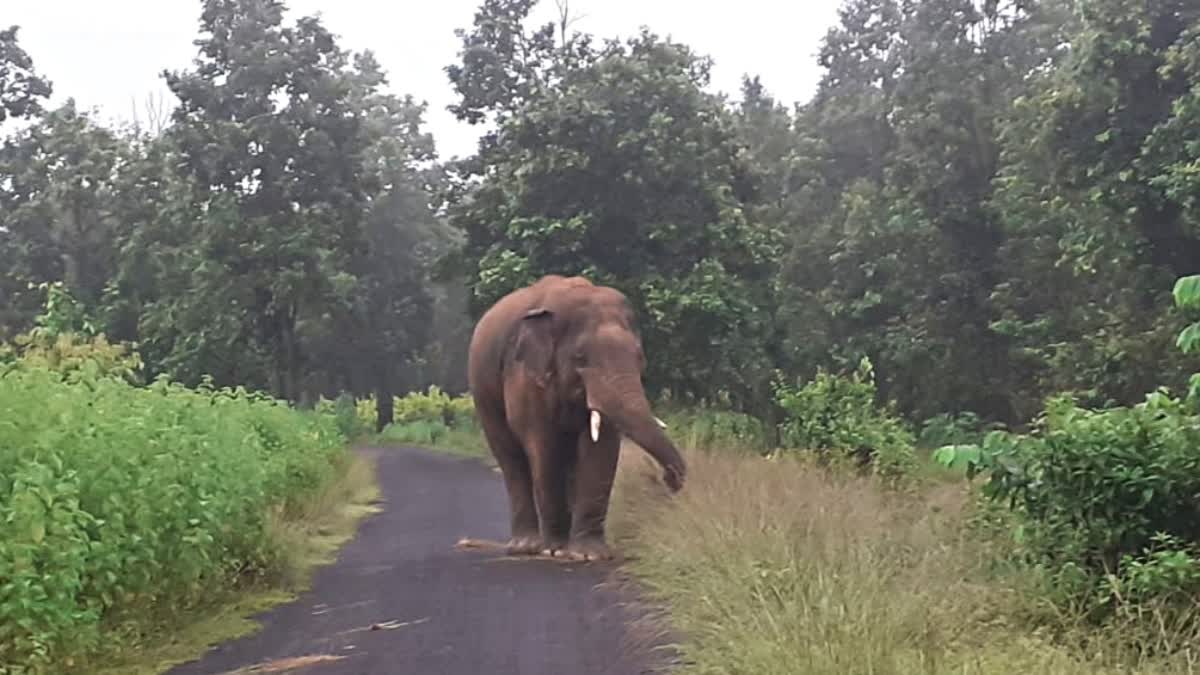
7, 0, 841, 159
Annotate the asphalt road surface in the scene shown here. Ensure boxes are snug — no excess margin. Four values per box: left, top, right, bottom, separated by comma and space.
167, 446, 674, 675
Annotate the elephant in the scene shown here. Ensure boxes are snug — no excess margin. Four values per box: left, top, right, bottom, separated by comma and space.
467, 274, 687, 561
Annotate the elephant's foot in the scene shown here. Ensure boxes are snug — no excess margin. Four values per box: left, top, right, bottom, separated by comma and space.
538, 536, 569, 558
555, 536, 615, 562
505, 534, 545, 556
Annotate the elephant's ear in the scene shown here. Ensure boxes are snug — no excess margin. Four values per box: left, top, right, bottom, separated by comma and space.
513, 307, 556, 387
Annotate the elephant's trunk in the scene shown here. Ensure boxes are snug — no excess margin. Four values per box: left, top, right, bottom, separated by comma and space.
584, 372, 686, 491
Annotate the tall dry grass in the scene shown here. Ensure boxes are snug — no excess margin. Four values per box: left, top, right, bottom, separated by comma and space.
609, 445, 1200, 675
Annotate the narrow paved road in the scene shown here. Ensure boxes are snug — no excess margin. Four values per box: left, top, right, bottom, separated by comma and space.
168, 446, 672, 675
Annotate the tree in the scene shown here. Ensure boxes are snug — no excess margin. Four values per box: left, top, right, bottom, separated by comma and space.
157, 0, 377, 400
990, 0, 1200, 412
0, 26, 52, 124
762, 0, 1079, 424
446, 22, 778, 406
0, 102, 129, 339
337, 76, 443, 429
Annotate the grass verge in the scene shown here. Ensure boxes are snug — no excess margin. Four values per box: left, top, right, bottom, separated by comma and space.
82, 450, 382, 675
608, 445, 1200, 674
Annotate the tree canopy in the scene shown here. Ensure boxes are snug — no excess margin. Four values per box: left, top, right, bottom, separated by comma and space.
1, 0, 1198, 430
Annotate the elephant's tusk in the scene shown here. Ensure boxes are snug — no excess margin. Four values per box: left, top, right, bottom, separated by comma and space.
590, 410, 602, 443
654, 416, 668, 429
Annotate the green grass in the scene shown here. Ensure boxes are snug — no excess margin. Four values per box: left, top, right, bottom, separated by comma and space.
608, 445, 1200, 674
0, 367, 369, 673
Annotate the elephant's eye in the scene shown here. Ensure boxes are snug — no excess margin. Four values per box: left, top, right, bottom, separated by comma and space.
573, 352, 587, 365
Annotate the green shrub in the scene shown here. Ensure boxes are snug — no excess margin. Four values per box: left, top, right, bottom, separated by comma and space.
444, 393, 476, 430
392, 385, 475, 429
1176, 275, 1200, 405
0, 366, 346, 670
314, 393, 369, 440
2, 333, 144, 385
354, 397, 376, 431
937, 391, 1200, 615
774, 357, 917, 484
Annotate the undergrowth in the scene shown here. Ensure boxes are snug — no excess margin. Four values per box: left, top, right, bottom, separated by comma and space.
86, 452, 380, 675
331, 387, 488, 457
610, 447, 1200, 674
0, 360, 352, 672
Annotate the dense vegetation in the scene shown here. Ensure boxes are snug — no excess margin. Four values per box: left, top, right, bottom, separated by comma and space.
5, 0, 1197, 422
3, 0, 1200, 670
0, 290, 353, 671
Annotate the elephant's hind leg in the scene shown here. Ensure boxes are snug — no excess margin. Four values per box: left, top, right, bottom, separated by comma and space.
477, 406, 540, 555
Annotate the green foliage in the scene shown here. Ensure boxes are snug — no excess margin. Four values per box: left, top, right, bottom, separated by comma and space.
1103, 534, 1200, 608
936, 391, 1200, 614
1176, 275, 1200, 404
368, 388, 480, 455
774, 357, 917, 483
0, 104, 128, 341
0, 26, 52, 124
27, 282, 96, 340
917, 411, 993, 449
5, 333, 144, 386
989, 0, 1200, 417
314, 393, 371, 441
391, 386, 474, 428
1, 284, 143, 385
1175, 275, 1200, 353
0, 365, 346, 670
347, 387, 479, 449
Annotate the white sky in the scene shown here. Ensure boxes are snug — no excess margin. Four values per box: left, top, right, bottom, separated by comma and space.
6, 0, 841, 159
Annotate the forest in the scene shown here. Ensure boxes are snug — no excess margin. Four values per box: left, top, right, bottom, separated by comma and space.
3, 0, 1200, 672
4, 0, 1200, 428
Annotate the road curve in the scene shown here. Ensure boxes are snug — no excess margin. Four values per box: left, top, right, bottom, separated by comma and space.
167, 446, 673, 675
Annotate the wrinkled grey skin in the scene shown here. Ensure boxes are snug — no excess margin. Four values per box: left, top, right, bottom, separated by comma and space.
467, 275, 686, 560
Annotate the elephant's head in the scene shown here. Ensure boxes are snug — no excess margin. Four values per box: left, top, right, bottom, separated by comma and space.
511, 282, 686, 491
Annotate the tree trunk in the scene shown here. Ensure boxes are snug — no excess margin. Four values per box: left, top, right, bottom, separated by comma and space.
375, 367, 394, 433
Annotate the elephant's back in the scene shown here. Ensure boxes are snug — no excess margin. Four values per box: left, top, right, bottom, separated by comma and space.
467, 284, 540, 397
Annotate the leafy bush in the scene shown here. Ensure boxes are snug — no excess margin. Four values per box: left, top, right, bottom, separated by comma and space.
314, 393, 370, 440
774, 357, 917, 483
0, 283, 143, 386
0, 366, 346, 670
1103, 534, 1200, 608
354, 397, 376, 431
321, 388, 476, 441
392, 385, 475, 429
1176, 275, 1200, 404
3, 332, 144, 385
937, 391, 1200, 615
364, 388, 479, 451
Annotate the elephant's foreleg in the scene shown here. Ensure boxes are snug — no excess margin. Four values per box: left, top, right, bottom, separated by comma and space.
478, 409, 540, 554
564, 428, 621, 561
525, 432, 572, 554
